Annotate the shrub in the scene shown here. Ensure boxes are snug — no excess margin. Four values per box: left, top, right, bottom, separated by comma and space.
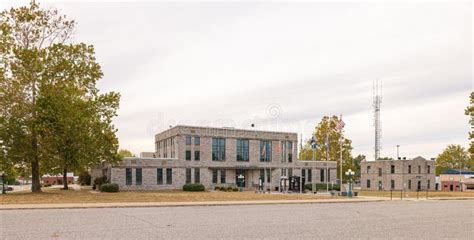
93, 176, 108, 189
214, 186, 221, 191
183, 183, 205, 192
78, 171, 92, 186
100, 183, 119, 192
232, 187, 238, 192
304, 183, 340, 191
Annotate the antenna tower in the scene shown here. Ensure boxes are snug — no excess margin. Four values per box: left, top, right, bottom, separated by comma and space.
373, 80, 382, 160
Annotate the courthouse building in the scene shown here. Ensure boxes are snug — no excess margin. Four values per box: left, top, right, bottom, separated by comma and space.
360, 156, 436, 191
106, 125, 337, 191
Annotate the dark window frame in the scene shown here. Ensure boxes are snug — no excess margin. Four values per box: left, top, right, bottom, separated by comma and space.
194, 168, 200, 184
194, 151, 200, 161
260, 140, 272, 162
186, 136, 192, 145
136, 168, 142, 185
212, 138, 226, 161
157, 168, 163, 185
166, 168, 172, 184
194, 136, 200, 145
126, 168, 132, 185
236, 139, 249, 162
186, 168, 192, 184
185, 150, 191, 161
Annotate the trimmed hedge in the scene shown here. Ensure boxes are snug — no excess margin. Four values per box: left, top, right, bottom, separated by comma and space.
100, 183, 119, 192
183, 183, 205, 192
305, 183, 340, 191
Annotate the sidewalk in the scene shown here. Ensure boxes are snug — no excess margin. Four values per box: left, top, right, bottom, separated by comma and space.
0, 198, 386, 210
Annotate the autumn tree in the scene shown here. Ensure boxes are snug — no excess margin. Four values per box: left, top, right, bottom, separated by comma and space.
299, 115, 353, 180
465, 92, 473, 159
118, 149, 134, 158
435, 144, 472, 175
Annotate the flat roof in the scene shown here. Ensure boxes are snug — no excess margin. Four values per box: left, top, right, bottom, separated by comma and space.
157, 125, 299, 136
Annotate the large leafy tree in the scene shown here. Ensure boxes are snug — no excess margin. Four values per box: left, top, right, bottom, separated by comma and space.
465, 92, 473, 159
0, 3, 120, 191
299, 115, 353, 180
435, 144, 472, 175
118, 149, 134, 158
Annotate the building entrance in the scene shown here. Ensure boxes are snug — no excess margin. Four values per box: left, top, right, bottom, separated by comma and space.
235, 169, 247, 188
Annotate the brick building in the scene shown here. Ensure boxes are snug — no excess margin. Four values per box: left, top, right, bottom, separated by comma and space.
107, 125, 337, 191
360, 156, 435, 191
439, 169, 474, 192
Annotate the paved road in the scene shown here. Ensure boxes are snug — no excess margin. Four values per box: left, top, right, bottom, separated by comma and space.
1, 200, 473, 239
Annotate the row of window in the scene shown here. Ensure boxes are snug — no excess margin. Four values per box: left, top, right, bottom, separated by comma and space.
366, 179, 431, 190
212, 170, 226, 184
366, 165, 431, 175
186, 136, 200, 145
185, 168, 200, 184
126, 168, 173, 185
211, 138, 293, 162
185, 150, 200, 161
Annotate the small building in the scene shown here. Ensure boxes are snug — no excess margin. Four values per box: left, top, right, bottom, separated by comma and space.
106, 125, 337, 191
42, 173, 74, 185
360, 156, 436, 191
439, 169, 474, 192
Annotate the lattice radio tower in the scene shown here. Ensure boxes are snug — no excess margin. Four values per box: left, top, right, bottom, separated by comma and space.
373, 80, 382, 160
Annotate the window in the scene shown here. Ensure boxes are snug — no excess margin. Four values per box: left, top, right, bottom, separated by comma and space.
186, 136, 192, 145
367, 180, 371, 188
391, 180, 395, 189
212, 170, 218, 184
194, 151, 200, 161
281, 168, 286, 176
287, 142, 293, 162
186, 168, 192, 184
260, 169, 264, 182
166, 168, 172, 184
378, 181, 382, 190
320, 169, 325, 182
157, 168, 163, 185
408, 180, 412, 189
301, 169, 306, 179
408, 165, 411, 174
220, 170, 226, 183
427, 180, 430, 189
185, 150, 191, 161
391, 165, 395, 174
136, 168, 142, 185
367, 166, 371, 174
194, 136, 200, 145
308, 169, 312, 182
194, 168, 200, 184
126, 168, 132, 185
288, 168, 293, 177
427, 165, 431, 174
417, 180, 421, 190
260, 140, 272, 162
212, 138, 226, 161
236, 139, 249, 161
418, 165, 421, 174
378, 168, 382, 177
266, 170, 271, 183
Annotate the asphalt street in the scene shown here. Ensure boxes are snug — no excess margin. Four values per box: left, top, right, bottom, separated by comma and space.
1, 200, 473, 239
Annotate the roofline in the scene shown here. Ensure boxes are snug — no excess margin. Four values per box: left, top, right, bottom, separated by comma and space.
157, 125, 299, 136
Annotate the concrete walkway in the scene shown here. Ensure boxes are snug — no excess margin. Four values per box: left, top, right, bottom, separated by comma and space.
0, 197, 386, 210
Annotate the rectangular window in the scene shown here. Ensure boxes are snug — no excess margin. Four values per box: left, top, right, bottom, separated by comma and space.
166, 168, 172, 184
194, 151, 200, 161
281, 141, 287, 163
136, 168, 142, 185
378, 181, 382, 190
185, 150, 191, 161
194, 136, 200, 145
281, 168, 286, 176
236, 139, 249, 161
220, 170, 226, 183
126, 168, 132, 185
194, 168, 200, 184
287, 142, 293, 162
417, 180, 421, 190
367, 166, 371, 174
260, 140, 272, 162
427, 166, 431, 174
212, 138, 226, 161
186, 168, 192, 184
378, 168, 382, 177
367, 180, 371, 188
320, 169, 325, 182
301, 169, 306, 179
391, 180, 395, 189
212, 170, 218, 184
427, 180, 430, 189
288, 168, 293, 177
308, 169, 312, 182
260, 169, 264, 182
408, 165, 411, 174
408, 180, 412, 189
391, 165, 395, 174
266, 169, 271, 183
418, 165, 421, 174
186, 136, 192, 145
157, 168, 163, 185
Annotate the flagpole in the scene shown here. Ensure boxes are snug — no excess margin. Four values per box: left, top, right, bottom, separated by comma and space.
326, 133, 329, 192
340, 114, 343, 189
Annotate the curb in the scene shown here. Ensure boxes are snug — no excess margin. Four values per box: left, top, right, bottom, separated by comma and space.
0, 199, 386, 210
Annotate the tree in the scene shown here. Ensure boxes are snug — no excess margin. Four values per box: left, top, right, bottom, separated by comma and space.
465, 92, 473, 158
351, 154, 366, 180
299, 115, 353, 180
435, 144, 472, 175
0, 2, 75, 192
118, 149, 134, 158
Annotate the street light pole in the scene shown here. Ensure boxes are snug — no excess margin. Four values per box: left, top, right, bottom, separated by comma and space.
345, 169, 354, 198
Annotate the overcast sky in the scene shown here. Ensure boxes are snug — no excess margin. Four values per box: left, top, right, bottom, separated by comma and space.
2, 1, 472, 160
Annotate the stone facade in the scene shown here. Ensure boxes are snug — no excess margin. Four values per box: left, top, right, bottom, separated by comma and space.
109, 125, 337, 191
360, 156, 436, 191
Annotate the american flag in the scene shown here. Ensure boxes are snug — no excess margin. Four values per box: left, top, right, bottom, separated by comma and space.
335, 115, 345, 131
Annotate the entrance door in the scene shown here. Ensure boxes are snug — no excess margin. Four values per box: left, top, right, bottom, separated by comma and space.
450, 185, 454, 191
235, 169, 247, 187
